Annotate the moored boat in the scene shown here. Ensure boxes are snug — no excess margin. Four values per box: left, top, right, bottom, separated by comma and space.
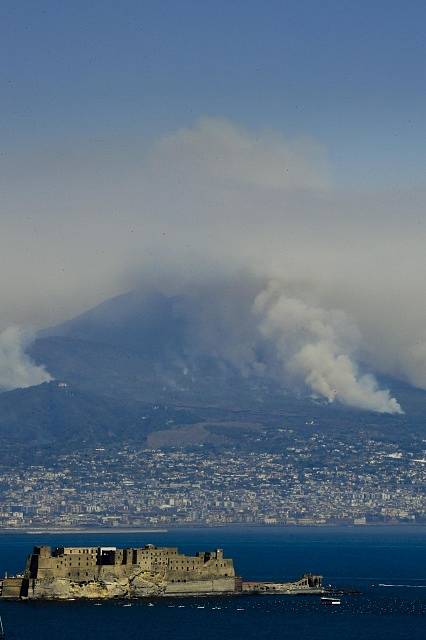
321, 596, 341, 605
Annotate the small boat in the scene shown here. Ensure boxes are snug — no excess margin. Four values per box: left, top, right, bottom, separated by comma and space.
147, 602, 155, 607
321, 596, 341, 605
0, 615, 5, 639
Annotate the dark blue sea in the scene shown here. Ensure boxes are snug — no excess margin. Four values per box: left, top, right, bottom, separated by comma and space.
0, 526, 425, 639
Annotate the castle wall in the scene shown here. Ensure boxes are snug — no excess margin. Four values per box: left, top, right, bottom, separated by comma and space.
17, 544, 236, 599
164, 577, 236, 595
1, 577, 26, 599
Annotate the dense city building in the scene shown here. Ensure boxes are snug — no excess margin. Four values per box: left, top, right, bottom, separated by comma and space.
0, 428, 424, 528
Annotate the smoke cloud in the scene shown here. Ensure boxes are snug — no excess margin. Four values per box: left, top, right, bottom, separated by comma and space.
1, 117, 426, 407
0, 327, 52, 391
254, 281, 402, 413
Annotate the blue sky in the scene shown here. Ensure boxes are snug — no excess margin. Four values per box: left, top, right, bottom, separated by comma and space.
1, 0, 425, 188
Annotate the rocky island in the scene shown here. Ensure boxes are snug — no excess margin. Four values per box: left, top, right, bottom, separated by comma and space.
0, 543, 323, 600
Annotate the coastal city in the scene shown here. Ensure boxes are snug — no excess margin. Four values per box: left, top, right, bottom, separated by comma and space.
0, 428, 424, 529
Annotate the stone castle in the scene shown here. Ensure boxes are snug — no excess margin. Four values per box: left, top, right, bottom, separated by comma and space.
0, 543, 323, 600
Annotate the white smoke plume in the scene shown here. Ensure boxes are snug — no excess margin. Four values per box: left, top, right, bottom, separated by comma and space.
0, 326, 52, 391
254, 281, 402, 414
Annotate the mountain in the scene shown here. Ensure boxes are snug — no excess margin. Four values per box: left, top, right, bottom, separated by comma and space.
0, 381, 202, 451
0, 288, 423, 453
30, 289, 282, 407
41, 291, 187, 360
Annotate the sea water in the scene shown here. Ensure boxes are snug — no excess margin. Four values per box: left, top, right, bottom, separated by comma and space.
0, 526, 425, 640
